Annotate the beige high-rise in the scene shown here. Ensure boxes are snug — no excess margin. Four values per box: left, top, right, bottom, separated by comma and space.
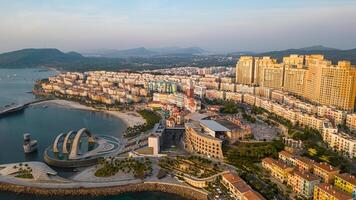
259, 64, 284, 89
254, 56, 278, 85
236, 56, 254, 85
284, 65, 307, 96
303, 55, 330, 103
319, 61, 356, 111
235, 54, 356, 111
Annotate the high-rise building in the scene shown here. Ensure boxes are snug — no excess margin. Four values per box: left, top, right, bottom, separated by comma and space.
319, 61, 356, 111
235, 54, 356, 111
236, 56, 255, 85
283, 54, 304, 66
283, 64, 307, 96
254, 56, 278, 85
303, 55, 330, 103
259, 64, 284, 89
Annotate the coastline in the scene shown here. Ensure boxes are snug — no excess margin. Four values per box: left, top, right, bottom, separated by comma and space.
0, 181, 209, 200
33, 99, 145, 128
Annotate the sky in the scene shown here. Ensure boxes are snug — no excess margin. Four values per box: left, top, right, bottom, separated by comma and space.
0, 0, 356, 53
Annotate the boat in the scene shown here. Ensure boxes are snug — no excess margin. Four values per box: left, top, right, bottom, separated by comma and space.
23, 133, 38, 153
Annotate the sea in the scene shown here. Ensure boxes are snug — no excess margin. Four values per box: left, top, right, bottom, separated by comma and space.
0, 68, 184, 200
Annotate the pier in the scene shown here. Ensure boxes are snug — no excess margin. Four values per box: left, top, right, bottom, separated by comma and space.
0, 99, 50, 118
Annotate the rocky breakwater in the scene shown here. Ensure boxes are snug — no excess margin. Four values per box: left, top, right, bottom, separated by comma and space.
0, 181, 209, 200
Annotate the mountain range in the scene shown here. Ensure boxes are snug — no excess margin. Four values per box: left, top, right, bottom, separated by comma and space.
229, 45, 356, 64
0, 45, 356, 70
82, 46, 206, 58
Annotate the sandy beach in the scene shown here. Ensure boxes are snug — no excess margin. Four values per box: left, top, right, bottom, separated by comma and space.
33, 99, 145, 127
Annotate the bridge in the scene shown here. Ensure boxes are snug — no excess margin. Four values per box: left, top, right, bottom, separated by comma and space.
0, 99, 50, 118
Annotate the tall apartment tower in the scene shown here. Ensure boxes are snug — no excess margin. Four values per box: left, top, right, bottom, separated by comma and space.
254, 56, 278, 85
319, 61, 356, 111
304, 55, 330, 103
259, 63, 284, 89
283, 55, 306, 96
236, 56, 255, 85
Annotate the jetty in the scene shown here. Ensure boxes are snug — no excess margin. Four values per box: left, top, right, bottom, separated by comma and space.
0, 99, 50, 118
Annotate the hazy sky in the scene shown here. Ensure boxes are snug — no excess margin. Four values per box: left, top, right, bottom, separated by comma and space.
1, 0, 356, 53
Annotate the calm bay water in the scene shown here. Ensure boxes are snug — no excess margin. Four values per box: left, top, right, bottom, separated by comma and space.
0, 68, 184, 200
0, 68, 56, 107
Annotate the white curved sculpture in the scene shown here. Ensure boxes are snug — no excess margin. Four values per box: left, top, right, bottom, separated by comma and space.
62, 130, 76, 154
68, 128, 95, 160
52, 133, 66, 153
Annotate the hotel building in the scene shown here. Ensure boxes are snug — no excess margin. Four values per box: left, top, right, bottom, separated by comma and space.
184, 121, 224, 159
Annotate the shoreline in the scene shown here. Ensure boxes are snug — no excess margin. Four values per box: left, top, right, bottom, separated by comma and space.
33, 99, 145, 128
0, 181, 209, 200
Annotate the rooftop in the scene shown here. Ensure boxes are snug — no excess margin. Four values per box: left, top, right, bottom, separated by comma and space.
243, 190, 266, 200
336, 173, 356, 185
263, 157, 292, 170
222, 172, 243, 184
295, 156, 315, 166
199, 120, 230, 132
293, 170, 320, 182
316, 183, 352, 200
279, 150, 294, 159
313, 162, 339, 173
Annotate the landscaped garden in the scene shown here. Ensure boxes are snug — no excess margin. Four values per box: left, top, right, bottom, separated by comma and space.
13, 163, 33, 179
224, 139, 284, 162
159, 156, 221, 179
95, 157, 153, 179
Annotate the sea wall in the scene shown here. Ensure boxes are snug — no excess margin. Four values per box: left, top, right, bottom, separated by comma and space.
0, 182, 209, 200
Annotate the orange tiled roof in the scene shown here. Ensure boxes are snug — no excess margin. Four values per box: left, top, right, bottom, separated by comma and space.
233, 181, 251, 194
293, 170, 320, 182
336, 173, 356, 185
313, 162, 339, 173
264, 157, 292, 170
243, 190, 266, 200
222, 172, 243, 184
316, 183, 352, 200
279, 150, 294, 159
295, 156, 315, 165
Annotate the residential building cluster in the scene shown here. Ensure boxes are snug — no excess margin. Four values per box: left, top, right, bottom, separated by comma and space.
236, 54, 356, 111
146, 66, 235, 76
40, 54, 356, 160
200, 81, 356, 158
262, 150, 355, 199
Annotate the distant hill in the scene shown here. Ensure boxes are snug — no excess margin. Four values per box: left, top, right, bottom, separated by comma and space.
1, 45, 356, 71
83, 46, 206, 58
83, 47, 156, 58
0, 48, 84, 67
150, 46, 206, 55
255, 46, 356, 64
228, 46, 356, 64
297, 45, 338, 51
0, 48, 231, 71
